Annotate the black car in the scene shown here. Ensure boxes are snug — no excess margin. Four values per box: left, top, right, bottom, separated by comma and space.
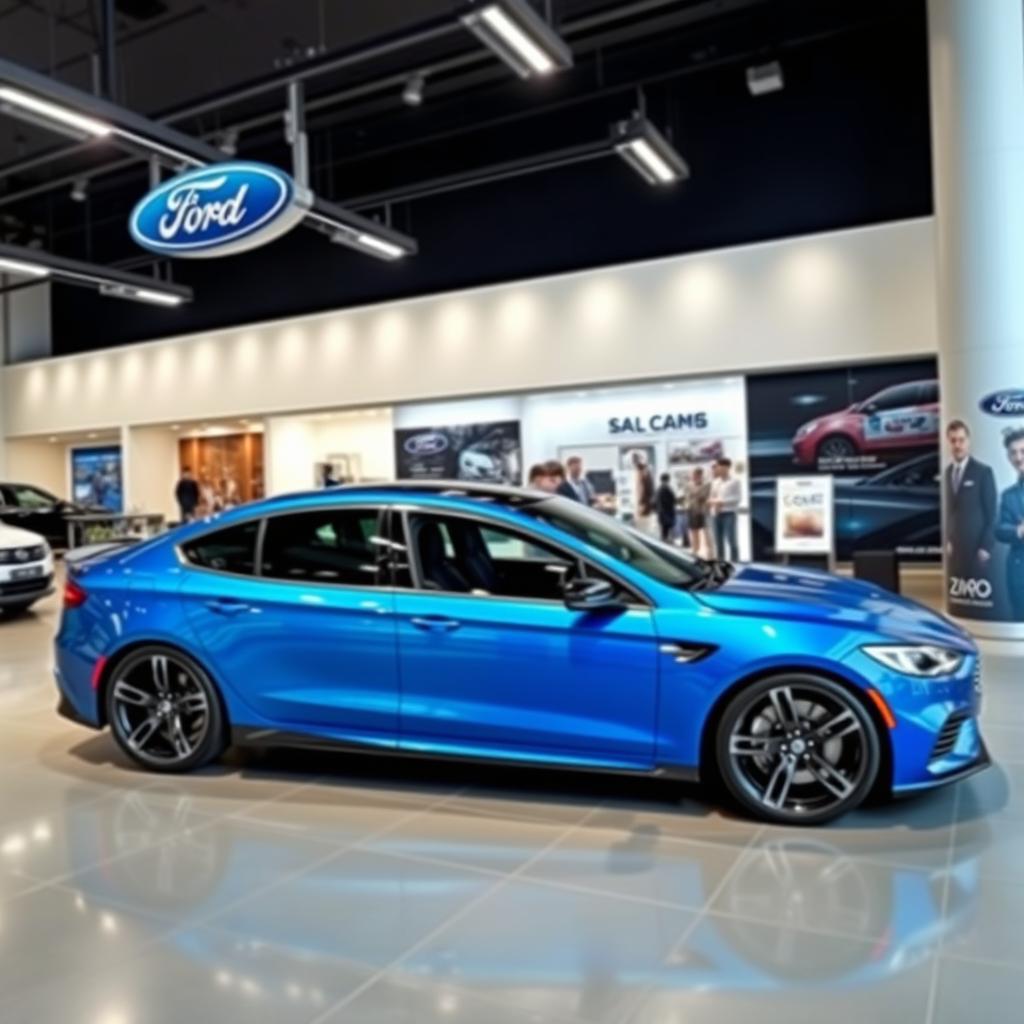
0, 482, 101, 549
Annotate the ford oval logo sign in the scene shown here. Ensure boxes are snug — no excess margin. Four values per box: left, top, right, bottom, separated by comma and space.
129, 162, 310, 259
404, 432, 449, 457
979, 390, 1024, 417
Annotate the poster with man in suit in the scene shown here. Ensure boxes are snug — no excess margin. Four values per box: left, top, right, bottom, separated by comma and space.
944, 419, 997, 593
994, 426, 1024, 621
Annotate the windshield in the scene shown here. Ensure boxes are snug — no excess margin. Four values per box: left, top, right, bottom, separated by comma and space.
523, 497, 713, 590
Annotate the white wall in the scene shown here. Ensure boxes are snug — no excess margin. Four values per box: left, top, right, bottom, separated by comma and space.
1, 218, 937, 442
265, 409, 395, 495
4, 438, 66, 497
126, 425, 182, 521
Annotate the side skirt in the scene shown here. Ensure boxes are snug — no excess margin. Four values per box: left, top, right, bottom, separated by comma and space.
231, 727, 700, 784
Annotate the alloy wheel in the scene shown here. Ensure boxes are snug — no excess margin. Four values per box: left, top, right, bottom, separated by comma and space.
722, 678, 877, 822
110, 651, 212, 767
818, 436, 855, 460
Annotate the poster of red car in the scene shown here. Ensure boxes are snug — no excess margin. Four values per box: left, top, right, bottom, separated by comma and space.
792, 379, 939, 468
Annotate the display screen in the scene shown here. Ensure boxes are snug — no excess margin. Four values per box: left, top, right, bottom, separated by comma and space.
746, 359, 940, 561
71, 445, 124, 513
395, 420, 522, 484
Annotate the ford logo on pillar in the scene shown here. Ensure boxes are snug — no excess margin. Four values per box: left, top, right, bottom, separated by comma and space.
979, 390, 1024, 417
129, 162, 311, 258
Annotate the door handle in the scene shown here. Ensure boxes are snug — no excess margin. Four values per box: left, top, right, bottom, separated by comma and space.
204, 598, 250, 616
410, 615, 461, 633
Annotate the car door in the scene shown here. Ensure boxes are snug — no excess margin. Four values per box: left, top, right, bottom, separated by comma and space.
393, 507, 660, 768
179, 506, 401, 746
860, 382, 937, 454
1, 484, 65, 546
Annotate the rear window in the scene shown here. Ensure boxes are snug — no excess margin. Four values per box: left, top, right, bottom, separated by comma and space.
181, 521, 259, 575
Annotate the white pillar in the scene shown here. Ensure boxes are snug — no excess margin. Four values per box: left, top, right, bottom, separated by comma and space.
929, 0, 1024, 639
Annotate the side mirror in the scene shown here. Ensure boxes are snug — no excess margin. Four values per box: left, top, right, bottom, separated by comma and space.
563, 576, 624, 613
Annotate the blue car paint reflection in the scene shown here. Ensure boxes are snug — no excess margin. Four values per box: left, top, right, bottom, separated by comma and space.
54, 484, 986, 809
43, 787, 981, 1016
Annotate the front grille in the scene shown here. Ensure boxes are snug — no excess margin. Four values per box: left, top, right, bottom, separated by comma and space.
0, 545, 46, 564
0, 576, 52, 597
930, 710, 971, 762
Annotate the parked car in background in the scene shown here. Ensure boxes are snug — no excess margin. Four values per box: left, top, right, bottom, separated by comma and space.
55, 482, 987, 825
0, 521, 54, 616
792, 380, 939, 466
0, 482, 103, 549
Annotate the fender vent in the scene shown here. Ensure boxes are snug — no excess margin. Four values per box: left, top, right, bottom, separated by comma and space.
930, 710, 970, 762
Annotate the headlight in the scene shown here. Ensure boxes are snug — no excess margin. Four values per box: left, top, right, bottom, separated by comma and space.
863, 645, 965, 678
795, 423, 814, 439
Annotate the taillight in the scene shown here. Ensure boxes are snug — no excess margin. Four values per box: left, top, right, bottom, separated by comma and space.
63, 579, 88, 609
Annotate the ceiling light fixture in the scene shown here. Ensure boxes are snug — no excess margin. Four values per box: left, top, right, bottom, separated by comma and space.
0, 85, 111, 138
402, 72, 426, 107
70, 177, 88, 202
612, 115, 689, 186
98, 283, 185, 306
461, 0, 573, 79
0, 256, 50, 278
746, 60, 784, 96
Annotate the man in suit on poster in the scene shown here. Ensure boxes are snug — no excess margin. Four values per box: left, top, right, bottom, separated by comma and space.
944, 420, 997, 585
995, 426, 1024, 621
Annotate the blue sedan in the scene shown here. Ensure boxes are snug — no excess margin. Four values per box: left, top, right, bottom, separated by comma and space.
54, 482, 989, 824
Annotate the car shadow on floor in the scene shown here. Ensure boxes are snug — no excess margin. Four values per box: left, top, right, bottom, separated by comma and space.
57, 730, 1011, 834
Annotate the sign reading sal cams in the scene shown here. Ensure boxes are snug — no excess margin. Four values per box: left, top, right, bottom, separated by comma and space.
130, 162, 311, 258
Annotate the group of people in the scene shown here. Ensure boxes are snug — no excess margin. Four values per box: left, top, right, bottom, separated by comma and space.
526, 452, 743, 560
174, 466, 242, 523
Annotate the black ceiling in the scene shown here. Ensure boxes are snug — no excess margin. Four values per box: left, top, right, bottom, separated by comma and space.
0, 0, 934, 356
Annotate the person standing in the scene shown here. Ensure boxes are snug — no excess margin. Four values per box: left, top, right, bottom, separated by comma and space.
655, 473, 677, 543
685, 466, 712, 557
995, 427, 1024, 621
558, 456, 596, 505
710, 458, 742, 561
174, 466, 200, 523
631, 451, 657, 535
944, 420, 997, 584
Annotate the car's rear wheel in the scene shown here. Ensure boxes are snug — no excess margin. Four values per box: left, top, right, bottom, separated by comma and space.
105, 645, 226, 773
815, 434, 856, 461
715, 674, 880, 825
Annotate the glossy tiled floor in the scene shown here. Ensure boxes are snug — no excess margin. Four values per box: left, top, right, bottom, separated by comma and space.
1, 579, 1022, 1024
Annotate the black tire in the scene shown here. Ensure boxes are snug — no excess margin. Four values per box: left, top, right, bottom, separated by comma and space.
815, 434, 856, 461
104, 644, 227, 773
714, 674, 880, 825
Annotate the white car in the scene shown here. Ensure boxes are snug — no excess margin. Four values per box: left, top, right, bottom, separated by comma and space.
0, 521, 54, 616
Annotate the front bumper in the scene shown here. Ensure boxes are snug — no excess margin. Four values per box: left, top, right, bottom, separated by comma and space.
845, 648, 990, 793
0, 572, 54, 606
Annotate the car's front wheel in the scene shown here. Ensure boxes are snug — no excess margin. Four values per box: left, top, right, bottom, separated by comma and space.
105, 645, 226, 773
715, 674, 881, 825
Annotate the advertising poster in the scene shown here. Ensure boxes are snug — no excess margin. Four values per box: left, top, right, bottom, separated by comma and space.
70, 445, 123, 513
746, 359, 940, 561
775, 476, 834, 556
943, 387, 1024, 625
395, 420, 522, 484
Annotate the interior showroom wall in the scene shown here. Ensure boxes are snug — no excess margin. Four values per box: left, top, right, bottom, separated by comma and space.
1, 217, 938, 545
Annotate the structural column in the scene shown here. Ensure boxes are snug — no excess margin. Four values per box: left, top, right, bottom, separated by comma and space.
929, 0, 1024, 639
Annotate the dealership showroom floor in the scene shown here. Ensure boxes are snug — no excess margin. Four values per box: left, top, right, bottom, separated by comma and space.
0, 583, 1020, 1024
4, 0, 1024, 1021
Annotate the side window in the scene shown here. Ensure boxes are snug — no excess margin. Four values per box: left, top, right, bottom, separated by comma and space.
261, 508, 384, 586
182, 520, 260, 575
917, 381, 939, 405
11, 486, 56, 509
411, 513, 575, 600
866, 384, 916, 412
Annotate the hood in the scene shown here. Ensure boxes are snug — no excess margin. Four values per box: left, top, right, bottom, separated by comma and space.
695, 562, 972, 649
0, 521, 47, 549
